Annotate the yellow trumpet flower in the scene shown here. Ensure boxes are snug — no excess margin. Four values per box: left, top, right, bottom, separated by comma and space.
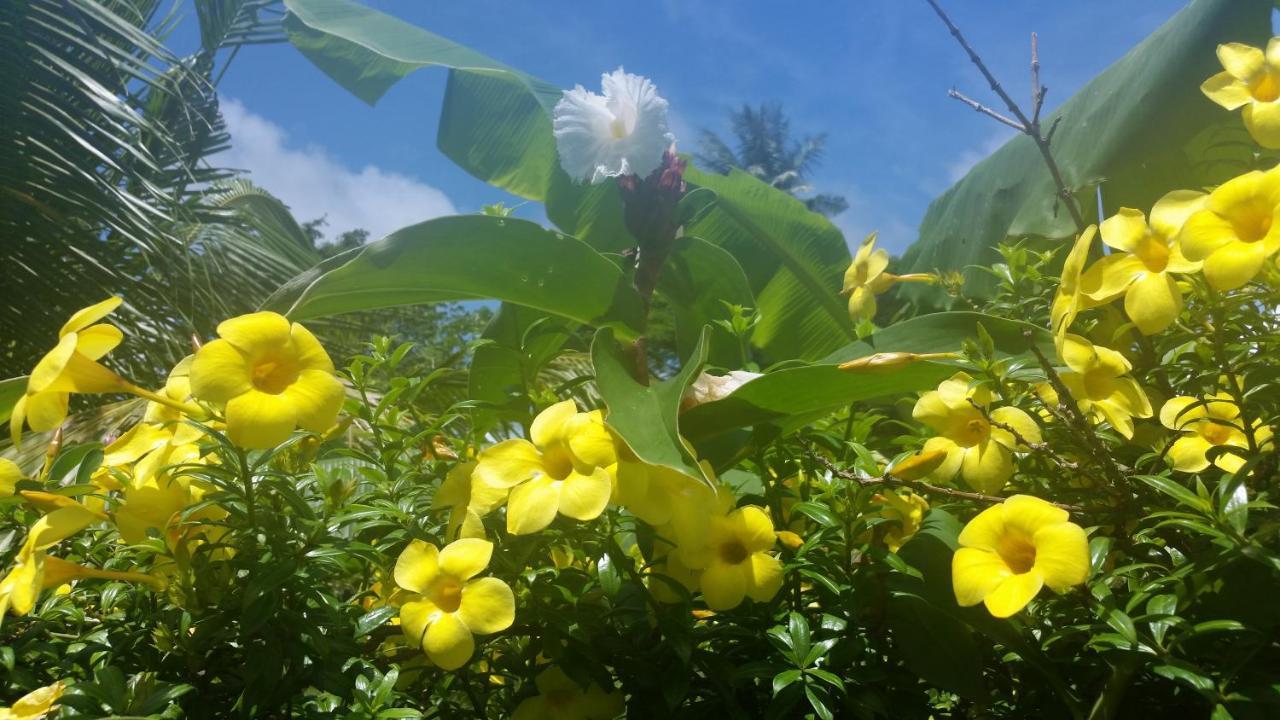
871, 489, 929, 553
189, 312, 344, 449
1050, 226, 1099, 346
697, 505, 783, 611
952, 495, 1089, 618
1159, 394, 1273, 473
395, 538, 515, 671
840, 232, 933, 321
473, 400, 616, 535
1081, 191, 1206, 334
512, 666, 625, 720
1178, 166, 1280, 291
432, 461, 507, 540
1055, 334, 1152, 439
1201, 40, 1280, 148
0, 458, 21, 496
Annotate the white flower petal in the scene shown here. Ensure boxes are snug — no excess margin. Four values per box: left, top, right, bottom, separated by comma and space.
552, 68, 674, 184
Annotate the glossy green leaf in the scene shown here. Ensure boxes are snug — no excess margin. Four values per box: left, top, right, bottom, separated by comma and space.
900, 0, 1274, 298
592, 327, 712, 486
685, 167, 854, 362
820, 311, 1054, 364
282, 0, 562, 199
656, 236, 755, 366
267, 216, 646, 339
886, 592, 986, 700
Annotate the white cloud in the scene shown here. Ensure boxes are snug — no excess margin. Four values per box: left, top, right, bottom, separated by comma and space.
945, 130, 1014, 184
217, 98, 456, 242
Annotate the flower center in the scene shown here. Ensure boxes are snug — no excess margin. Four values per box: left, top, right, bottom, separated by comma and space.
609, 115, 630, 139
718, 540, 749, 565
1228, 203, 1274, 243
430, 577, 463, 613
1253, 72, 1280, 103
1199, 420, 1233, 446
1135, 234, 1171, 273
541, 444, 575, 480
251, 354, 298, 394
996, 530, 1037, 575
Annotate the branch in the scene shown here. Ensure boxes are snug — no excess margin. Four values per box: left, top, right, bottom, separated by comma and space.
947, 89, 1025, 131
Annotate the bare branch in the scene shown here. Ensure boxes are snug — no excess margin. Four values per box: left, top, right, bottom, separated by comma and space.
948, 89, 1025, 132
1031, 32, 1045, 124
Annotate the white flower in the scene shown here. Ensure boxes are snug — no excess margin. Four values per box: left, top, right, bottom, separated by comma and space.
680, 371, 762, 410
552, 68, 675, 184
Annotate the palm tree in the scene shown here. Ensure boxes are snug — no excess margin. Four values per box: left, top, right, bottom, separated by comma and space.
0, 0, 317, 384
695, 102, 849, 217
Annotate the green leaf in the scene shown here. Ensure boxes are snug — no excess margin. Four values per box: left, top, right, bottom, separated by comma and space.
656, 236, 755, 366
886, 592, 986, 700
900, 0, 1275, 297
0, 376, 26, 426
266, 216, 646, 340
684, 167, 854, 362
592, 327, 712, 487
282, 0, 562, 199
468, 304, 577, 430
1135, 474, 1213, 514
820, 311, 1055, 364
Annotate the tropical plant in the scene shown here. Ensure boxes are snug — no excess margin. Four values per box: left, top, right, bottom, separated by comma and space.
696, 102, 849, 217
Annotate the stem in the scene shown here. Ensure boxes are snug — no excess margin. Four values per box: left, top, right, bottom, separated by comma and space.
1087, 654, 1141, 720
237, 447, 257, 530
1206, 289, 1260, 454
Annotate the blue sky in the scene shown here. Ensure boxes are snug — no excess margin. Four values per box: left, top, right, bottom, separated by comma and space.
206, 0, 1191, 253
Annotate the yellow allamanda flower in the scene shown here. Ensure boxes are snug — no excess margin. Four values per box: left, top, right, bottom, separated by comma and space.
871, 489, 929, 553
0, 458, 21, 496
1178, 166, 1280, 291
1056, 334, 1152, 439
473, 400, 616, 535
840, 232, 933, 321
189, 311, 344, 449
395, 538, 515, 671
512, 665, 625, 720
1201, 40, 1280, 148
611, 455, 702, 527
0, 681, 65, 720
912, 372, 1041, 495
1159, 394, 1273, 473
1081, 191, 1206, 334
432, 461, 507, 540
696, 505, 783, 611
1050, 225, 1099, 346
952, 495, 1090, 618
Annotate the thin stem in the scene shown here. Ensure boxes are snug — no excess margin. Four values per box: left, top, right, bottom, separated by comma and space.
237, 447, 257, 530
947, 88, 1025, 131
1206, 289, 1260, 454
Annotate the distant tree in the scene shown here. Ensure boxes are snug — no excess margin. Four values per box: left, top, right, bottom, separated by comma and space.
696, 102, 849, 217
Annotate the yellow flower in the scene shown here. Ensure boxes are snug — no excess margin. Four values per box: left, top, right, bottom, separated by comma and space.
885, 449, 948, 481
10, 297, 128, 446
840, 232, 933, 321
0, 681, 65, 720
0, 458, 22, 496
1056, 334, 1152, 439
912, 372, 1041, 494
872, 489, 929, 552
1178, 167, 1280, 291
512, 665, 625, 720
190, 312, 344, 449
1050, 226, 1099, 345
952, 495, 1089, 618
395, 538, 515, 671
612, 457, 698, 527
432, 461, 507, 540
1081, 191, 1206, 334
1201, 40, 1280, 148
697, 506, 782, 611
1159, 394, 1273, 473
473, 401, 616, 535
838, 351, 959, 372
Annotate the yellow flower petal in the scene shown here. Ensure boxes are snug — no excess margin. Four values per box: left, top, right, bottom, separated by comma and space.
530, 399, 578, 450
1167, 435, 1213, 473
911, 391, 951, 434
982, 570, 1044, 618
745, 552, 783, 602
189, 339, 253, 404
216, 311, 291, 352
1160, 396, 1207, 429
0, 553, 44, 615
923, 436, 963, 482
700, 560, 747, 611
1149, 190, 1209, 239
28, 334, 78, 394
959, 440, 1012, 495
506, 475, 560, 535
1099, 207, 1147, 253
438, 538, 493, 581
847, 287, 877, 321
1203, 239, 1268, 291
289, 322, 335, 373
1080, 254, 1143, 303
1032, 522, 1090, 591
1125, 271, 1181, 335
394, 540, 440, 594
1178, 209, 1239, 261
733, 506, 778, 553
281, 369, 344, 433
557, 467, 612, 521
424, 611, 475, 670
22, 392, 68, 434
224, 389, 296, 449
988, 406, 1041, 449
26, 504, 104, 553
952, 547, 1010, 607
1217, 42, 1266, 82
7, 680, 66, 717
474, 439, 545, 489
0, 458, 20, 497
1201, 70, 1253, 110
956, 504, 1007, 552
564, 412, 616, 468
1001, 495, 1069, 538
74, 324, 123, 361
60, 296, 122, 337
457, 577, 515, 634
